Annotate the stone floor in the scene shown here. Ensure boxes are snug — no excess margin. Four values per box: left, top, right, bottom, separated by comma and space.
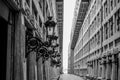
59, 74, 84, 80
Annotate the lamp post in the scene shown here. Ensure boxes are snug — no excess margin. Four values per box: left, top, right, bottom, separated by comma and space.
25, 16, 60, 80
44, 16, 60, 67
44, 16, 61, 80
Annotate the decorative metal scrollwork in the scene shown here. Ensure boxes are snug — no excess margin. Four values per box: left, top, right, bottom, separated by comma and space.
36, 46, 49, 61
26, 16, 60, 64
26, 29, 43, 57
56, 60, 61, 67
48, 50, 54, 55
27, 37, 40, 50
43, 41, 51, 47
26, 37, 43, 57
50, 54, 61, 67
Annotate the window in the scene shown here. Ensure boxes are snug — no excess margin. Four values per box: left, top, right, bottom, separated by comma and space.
115, 9, 120, 32
97, 13, 100, 26
115, 37, 120, 46
104, 1, 108, 18
109, 17, 113, 36
97, 31, 100, 45
39, 17, 42, 27
109, 42, 113, 49
110, 0, 113, 11
26, 0, 30, 6
104, 22, 108, 40
104, 45, 108, 51
101, 47, 103, 53
101, 27, 103, 42
93, 36, 96, 48
95, 34, 97, 47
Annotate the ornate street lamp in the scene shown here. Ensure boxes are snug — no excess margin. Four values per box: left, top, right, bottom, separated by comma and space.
26, 16, 60, 63
25, 16, 60, 80
44, 16, 61, 66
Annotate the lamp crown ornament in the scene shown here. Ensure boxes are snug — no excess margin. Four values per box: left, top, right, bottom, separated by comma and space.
48, 16, 52, 20
44, 16, 57, 28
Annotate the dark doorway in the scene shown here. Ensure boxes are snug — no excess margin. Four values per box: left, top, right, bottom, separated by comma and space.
0, 16, 8, 80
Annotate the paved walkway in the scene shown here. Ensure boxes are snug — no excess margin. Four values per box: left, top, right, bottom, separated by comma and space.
60, 74, 84, 80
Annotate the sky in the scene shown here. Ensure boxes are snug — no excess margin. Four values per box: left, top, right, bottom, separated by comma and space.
63, 0, 76, 73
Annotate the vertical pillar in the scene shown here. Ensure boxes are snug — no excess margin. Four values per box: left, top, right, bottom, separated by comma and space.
27, 52, 36, 80
92, 61, 93, 76
106, 56, 111, 80
91, 61, 93, 77
93, 60, 95, 77
101, 58, 106, 80
113, 12, 116, 34
41, 61, 44, 80
6, 23, 12, 80
118, 53, 120, 80
37, 58, 43, 80
96, 59, 98, 77
45, 60, 50, 80
20, 13, 26, 80
95, 60, 98, 77
98, 59, 100, 77
14, 12, 23, 80
111, 55, 117, 80
43, 61, 46, 80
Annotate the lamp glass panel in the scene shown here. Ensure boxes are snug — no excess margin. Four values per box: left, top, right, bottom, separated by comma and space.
52, 39, 57, 46
47, 27, 53, 36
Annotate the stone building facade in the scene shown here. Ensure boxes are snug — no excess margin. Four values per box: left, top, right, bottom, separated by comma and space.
69, 0, 120, 80
56, 0, 64, 74
0, 0, 63, 80
68, 0, 89, 74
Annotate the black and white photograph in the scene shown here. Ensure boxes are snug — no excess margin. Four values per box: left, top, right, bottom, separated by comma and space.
0, 0, 120, 80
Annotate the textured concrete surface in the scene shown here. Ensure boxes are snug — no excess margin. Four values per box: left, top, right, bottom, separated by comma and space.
60, 74, 84, 80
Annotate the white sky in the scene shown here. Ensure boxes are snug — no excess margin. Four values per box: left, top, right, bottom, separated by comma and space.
63, 0, 76, 73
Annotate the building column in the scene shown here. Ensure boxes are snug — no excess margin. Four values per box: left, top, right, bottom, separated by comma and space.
96, 59, 99, 77
98, 59, 100, 77
20, 13, 26, 80
95, 59, 98, 77
6, 21, 12, 80
111, 54, 118, 80
90, 61, 92, 77
106, 56, 112, 80
93, 60, 95, 77
14, 12, 25, 80
37, 58, 43, 80
101, 58, 106, 80
118, 53, 120, 80
27, 52, 36, 80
